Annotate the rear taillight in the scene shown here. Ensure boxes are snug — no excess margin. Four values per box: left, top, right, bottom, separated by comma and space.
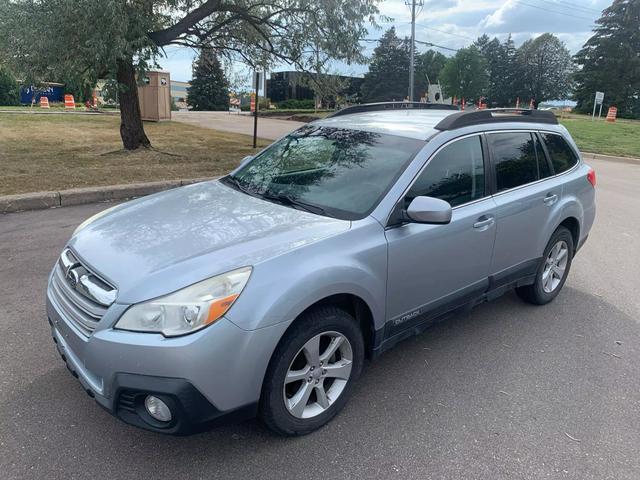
587, 168, 596, 187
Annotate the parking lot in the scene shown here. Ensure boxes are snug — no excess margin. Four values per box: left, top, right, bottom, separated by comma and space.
1, 156, 639, 480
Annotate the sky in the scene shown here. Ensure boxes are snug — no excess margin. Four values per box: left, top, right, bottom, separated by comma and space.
158, 0, 611, 85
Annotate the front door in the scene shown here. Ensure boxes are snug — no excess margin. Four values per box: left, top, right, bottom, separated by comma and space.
385, 134, 497, 337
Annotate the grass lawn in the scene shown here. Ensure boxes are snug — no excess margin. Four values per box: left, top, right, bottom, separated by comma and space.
0, 113, 268, 195
558, 114, 640, 158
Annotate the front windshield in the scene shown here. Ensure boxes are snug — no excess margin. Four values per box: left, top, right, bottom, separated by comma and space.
223, 125, 425, 220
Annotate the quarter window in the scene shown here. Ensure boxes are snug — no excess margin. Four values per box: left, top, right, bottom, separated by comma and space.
541, 133, 578, 174
489, 132, 549, 192
407, 135, 485, 207
534, 133, 552, 179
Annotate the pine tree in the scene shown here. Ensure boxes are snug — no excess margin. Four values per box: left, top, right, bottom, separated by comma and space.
187, 49, 231, 111
360, 28, 410, 102
474, 34, 505, 105
0, 66, 19, 106
574, 0, 640, 118
501, 34, 521, 106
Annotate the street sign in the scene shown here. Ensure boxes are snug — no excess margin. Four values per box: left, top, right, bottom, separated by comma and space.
592, 91, 605, 121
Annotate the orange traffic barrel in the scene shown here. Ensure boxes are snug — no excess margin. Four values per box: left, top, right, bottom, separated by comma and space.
39, 97, 50, 108
64, 94, 75, 110
605, 106, 617, 123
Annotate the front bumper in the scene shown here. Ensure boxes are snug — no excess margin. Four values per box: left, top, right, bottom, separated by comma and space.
46, 284, 289, 435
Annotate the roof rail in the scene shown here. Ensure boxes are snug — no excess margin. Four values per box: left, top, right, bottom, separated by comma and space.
328, 102, 459, 118
434, 108, 558, 130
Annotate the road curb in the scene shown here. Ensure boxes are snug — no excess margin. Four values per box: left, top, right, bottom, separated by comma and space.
1, 151, 638, 215
0, 177, 214, 214
582, 152, 640, 165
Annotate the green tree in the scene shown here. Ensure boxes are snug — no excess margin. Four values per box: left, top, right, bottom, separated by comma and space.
474, 34, 506, 105
501, 34, 521, 106
0, 66, 19, 106
0, 0, 380, 150
574, 0, 640, 118
517, 33, 574, 102
360, 28, 410, 102
440, 46, 488, 101
414, 49, 447, 97
187, 49, 230, 111
298, 73, 349, 109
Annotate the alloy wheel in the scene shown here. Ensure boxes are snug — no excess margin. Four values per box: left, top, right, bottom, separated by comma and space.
542, 240, 569, 293
283, 331, 353, 419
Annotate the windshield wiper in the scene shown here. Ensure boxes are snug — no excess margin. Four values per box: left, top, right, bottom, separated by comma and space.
222, 175, 256, 196
259, 192, 326, 216
223, 177, 327, 216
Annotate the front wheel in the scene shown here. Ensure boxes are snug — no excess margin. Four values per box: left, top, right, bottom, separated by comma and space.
516, 226, 574, 305
259, 306, 364, 436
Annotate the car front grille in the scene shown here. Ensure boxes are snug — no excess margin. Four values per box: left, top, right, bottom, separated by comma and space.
49, 249, 117, 336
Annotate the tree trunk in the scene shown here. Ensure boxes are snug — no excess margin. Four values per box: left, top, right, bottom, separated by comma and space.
116, 58, 151, 150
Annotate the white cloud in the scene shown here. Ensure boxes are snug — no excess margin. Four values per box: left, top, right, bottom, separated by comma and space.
156, 0, 609, 82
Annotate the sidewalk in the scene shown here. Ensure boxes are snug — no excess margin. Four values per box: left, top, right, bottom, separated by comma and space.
173, 111, 303, 140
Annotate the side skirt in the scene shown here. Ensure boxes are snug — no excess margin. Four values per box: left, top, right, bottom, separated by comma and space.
371, 258, 541, 358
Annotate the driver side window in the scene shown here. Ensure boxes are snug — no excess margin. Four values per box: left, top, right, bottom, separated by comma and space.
407, 135, 485, 207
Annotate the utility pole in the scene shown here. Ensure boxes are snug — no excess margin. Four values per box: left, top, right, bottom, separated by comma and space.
252, 69, 259, 148
406, 0, 423, 102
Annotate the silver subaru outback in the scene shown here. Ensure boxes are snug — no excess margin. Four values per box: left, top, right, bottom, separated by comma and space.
46, 104, 596, 435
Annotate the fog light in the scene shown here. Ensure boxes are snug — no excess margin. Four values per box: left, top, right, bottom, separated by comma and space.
144, 395, 172, 422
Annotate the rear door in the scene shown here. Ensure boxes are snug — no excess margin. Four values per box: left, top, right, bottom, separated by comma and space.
487, 131, 563, 282
385, 134, 497, 337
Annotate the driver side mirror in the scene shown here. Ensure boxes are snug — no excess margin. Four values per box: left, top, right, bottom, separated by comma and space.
405, 196, 452, 224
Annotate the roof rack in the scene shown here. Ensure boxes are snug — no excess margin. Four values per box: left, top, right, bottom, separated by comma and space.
328, 102, 459, 118
434, 108, 558, 130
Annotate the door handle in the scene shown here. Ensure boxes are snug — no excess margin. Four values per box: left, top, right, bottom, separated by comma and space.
473, 216, 495, 230
544, 193, 558, 206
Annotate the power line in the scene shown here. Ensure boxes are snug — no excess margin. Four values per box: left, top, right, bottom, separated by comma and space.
360, 38, 458, 52
511, 0, 596, 22
414, 23, 476, 41
415, 39, 459, 52
533, 0, 602, 14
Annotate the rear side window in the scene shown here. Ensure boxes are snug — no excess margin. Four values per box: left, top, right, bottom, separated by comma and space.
488, 132, 549, 192
541, 133, 579, 174
407, 135, 484, 207
534, 134, 552, 179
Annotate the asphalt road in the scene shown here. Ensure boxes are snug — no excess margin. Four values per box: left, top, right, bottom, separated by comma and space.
1, 157, 639, 480
173, 111, 304, 140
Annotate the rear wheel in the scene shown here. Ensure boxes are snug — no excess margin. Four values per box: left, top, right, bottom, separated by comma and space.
259, 306, 364, 436
516, 226, 574, 305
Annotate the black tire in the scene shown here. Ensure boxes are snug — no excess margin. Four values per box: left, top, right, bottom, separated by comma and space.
516, 226, 574, 305
259, 306, 365, 436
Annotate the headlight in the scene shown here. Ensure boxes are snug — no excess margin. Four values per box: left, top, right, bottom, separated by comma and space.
115, 267, 252, 337
73, 204, 120, 236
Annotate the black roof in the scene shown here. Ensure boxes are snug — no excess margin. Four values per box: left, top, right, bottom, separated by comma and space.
329, 102, 459, 118
434, 108, 558, 130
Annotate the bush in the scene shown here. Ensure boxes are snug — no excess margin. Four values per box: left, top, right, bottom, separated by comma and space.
276, 99, 315, 109
0, 67, 20, 106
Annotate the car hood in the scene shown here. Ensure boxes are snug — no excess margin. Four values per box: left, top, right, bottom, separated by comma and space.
69, 180, 350, 303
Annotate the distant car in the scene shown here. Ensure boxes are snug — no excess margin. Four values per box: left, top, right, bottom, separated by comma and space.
47, 103, 596, 436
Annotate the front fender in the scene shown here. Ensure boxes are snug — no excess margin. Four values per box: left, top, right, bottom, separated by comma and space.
225, 218, 388, 332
